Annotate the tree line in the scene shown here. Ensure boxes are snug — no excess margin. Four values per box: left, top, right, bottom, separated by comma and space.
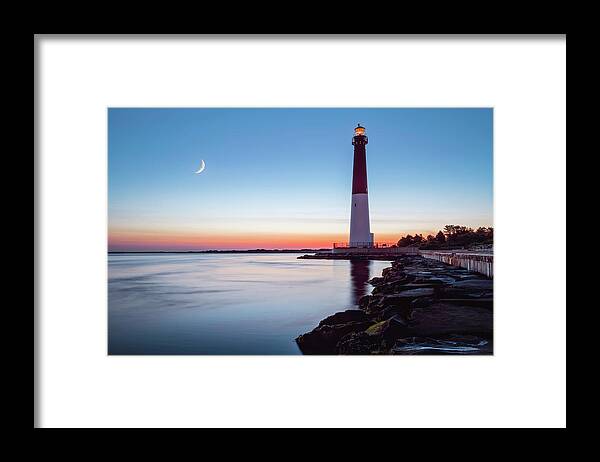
396, 225, 493, 250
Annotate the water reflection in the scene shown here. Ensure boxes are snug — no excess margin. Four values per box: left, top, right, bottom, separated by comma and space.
349, 259, 371, 305
108, 253, 390, 354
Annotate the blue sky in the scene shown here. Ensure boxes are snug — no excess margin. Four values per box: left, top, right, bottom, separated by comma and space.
108, 108, 492, 250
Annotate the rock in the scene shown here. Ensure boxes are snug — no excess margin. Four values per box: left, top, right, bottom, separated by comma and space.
450, 279, 493, 290
406, 303, 493, 337
379, 294, 416, 308
365, 315, 408, 344
358, 295, 372, 308
371, 278, 424, 295
382, 276, 409, 286
438, 298, 493, 309
440, 287, 493, 300
374, 305, 410, 322
426, 276, 457, 285
396, 283, 439, 290
371, 282, 398, 295
359, 294, 384, 309
337, 332, 383, 354
411, 277, 445, 285
410, 296, 436, 308
317, 310, 368, 328
365, 320, 387, 336
391, 335, 493, 355
391, 287, 436, 298
360, 295, 386, 314
368, 277, 385, 286
365, 294, 415, 317
296, 321, 373, 355
381, 267, 394, 277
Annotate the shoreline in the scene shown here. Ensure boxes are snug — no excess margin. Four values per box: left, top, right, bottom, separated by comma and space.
295, 254, 493, 355
298, 254, 399, 261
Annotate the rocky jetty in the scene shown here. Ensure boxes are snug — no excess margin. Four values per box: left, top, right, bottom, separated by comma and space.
295, 255, 493, 355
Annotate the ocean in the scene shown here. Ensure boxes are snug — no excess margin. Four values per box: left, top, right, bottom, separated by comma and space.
108, 253, 391, 355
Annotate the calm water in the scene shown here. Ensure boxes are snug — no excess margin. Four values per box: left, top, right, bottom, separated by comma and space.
108, 253, 391, 355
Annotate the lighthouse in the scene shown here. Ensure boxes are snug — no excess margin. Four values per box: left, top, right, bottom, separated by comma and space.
349, 124, 374, 247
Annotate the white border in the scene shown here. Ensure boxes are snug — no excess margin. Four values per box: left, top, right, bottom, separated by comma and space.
36, 36, 566, 428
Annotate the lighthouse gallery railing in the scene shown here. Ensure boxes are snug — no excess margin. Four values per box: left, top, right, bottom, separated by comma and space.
333, 242, 398, 249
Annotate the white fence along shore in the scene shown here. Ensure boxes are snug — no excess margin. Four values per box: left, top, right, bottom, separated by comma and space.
420, 250, 493, 278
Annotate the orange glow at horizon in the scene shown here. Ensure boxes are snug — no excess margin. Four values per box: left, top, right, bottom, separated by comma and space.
108, 229, 437, 251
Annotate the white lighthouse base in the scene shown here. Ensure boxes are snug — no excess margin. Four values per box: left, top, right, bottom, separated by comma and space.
349, 193, 373, 247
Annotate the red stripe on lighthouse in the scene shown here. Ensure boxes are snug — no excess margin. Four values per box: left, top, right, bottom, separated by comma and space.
352, 136, 368, 194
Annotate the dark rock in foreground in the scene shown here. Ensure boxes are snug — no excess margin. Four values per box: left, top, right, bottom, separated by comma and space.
390, 335, 492, 355
295, 310, 373, 355
295, 255, 493, 355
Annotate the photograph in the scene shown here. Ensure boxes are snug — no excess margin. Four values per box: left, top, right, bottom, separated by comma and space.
108, 108, 493, 355
36, 34, 566, 429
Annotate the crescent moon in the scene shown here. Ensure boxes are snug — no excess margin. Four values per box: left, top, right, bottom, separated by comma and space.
195, 159, 206, 174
